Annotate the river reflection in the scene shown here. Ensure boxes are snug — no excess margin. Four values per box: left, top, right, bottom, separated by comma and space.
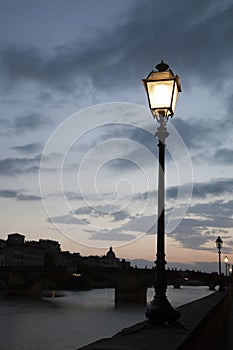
0, 286, 213, 350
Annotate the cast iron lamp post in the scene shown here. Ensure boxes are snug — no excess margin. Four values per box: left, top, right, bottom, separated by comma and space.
224, 256, 229, 277
215, 236, 223, 275
142, 60, 181, 324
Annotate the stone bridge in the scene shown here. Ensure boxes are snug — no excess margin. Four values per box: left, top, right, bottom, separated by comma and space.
81, 266, 232, 304
0, 266, 231, 302
0, 266, 72, 297
116, 269, 233, 303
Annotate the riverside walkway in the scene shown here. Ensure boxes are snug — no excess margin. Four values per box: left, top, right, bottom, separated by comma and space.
221, 293, 233, 349
79, 285, 233, 350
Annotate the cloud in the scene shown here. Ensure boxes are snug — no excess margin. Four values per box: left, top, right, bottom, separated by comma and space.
0, 0, 232, 257
71, 122, 157, 174
106, 158, 139, 172
37, 90, 52, 103
193, 179, 233, 198
80, 196, 232, 245
0, 114, 53, 138
192, 179, 233, 198
75, 204, 130, 222
214, 148, 233, 164
0, 118, 11, 130
132, 191, 150, 201
169, 199, 233, 250
75, 206, 94, 215
0, 189, 18, 198
64, 192, 84, 201
1, 1, 233, 94
48, 214, 89, 225
170, 118, 214, 150
0, 154, 41, 176
0, 189, 41, 201
70, 119, 228, 178
74, 123, 154, 153
167, 178, 233, 199
189, 200, 233, 224
88, 230, 136, 242
111, 210, 130, 222
129, 178, 233, 202
14, 113, 53, 134
16, 194, 41, 201
12, 142, 43, 154
0, 118, 13, 137
46, 177, 233, 245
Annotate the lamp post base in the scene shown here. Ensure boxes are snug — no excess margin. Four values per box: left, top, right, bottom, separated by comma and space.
145, 296, 181, 324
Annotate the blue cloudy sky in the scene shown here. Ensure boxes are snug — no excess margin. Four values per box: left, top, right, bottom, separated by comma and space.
0, 0, 233, 271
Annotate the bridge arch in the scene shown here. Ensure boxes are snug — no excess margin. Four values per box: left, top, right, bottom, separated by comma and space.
114, 268, 230, 304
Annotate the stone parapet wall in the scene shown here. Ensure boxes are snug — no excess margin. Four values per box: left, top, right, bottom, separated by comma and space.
78, 286, 233, 350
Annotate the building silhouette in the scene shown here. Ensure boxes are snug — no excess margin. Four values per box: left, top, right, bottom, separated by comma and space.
0, 233, 130, 270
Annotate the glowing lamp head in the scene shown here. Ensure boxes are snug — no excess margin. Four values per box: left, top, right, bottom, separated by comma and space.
224, 256, 229, 264
215, 236, 223, 251
142, 60, 181, 120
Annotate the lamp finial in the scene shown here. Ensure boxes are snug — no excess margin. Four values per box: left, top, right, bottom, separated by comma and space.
156, 60, 169, 72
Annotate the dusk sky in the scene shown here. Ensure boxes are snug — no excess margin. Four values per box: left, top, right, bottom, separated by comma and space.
0, 0, 233, 272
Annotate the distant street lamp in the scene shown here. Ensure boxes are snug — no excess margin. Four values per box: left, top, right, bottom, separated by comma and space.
215, 236, 223, 275
142, 60, 181, 324
224, 256, 229, 277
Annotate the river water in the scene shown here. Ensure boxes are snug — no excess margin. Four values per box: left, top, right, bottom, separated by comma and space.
0, 286, 213, 350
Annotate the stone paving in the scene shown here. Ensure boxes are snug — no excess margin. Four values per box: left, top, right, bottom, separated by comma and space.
221, 296, 233, 349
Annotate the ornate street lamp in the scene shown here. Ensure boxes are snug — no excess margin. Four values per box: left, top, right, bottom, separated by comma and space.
142, 61, 181, 324
224, 256, 229, 277
215, 236, 223, 276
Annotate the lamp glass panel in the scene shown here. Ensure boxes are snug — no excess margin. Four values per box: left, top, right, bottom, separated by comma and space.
171, 82, 179, 113
148, 71, 173, 80
147, 80, 174, 109
216, 238, 223, 249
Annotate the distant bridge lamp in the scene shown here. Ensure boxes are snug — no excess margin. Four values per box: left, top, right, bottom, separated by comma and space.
224, 255, 229, 277
215, 236, 223, 275
142, 60, 181, 324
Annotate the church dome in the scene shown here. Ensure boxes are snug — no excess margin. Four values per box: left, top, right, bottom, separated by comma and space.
106, 246, 116, 259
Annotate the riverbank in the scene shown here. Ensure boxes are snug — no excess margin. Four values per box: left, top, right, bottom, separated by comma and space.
79, 286, 233, 350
